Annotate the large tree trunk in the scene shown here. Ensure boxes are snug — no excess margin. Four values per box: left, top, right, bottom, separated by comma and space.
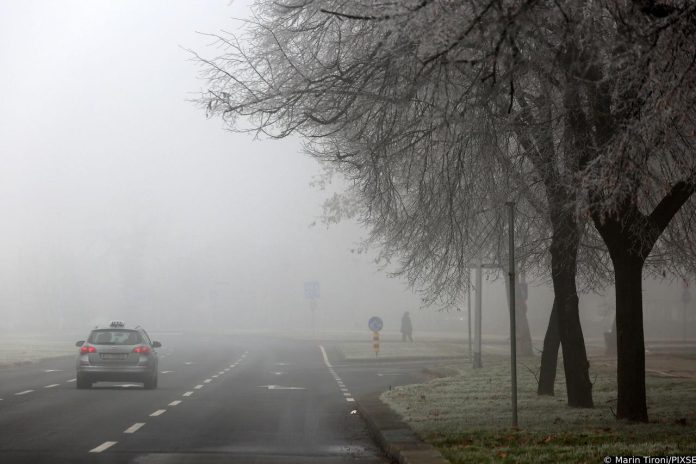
552, 246, 594, 408
612, 253, 648, 421
538, 209, 593, 407
555, 267, 594, 408
538, 301, 560, 395
594, 214, 650, 422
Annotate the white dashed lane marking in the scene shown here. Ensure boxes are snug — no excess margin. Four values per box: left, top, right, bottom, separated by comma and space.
319, 345, 357, 406
183, 391, 193, 397
194, 385, 203, 390
169, 400, 182, 406
44, 384, 60, 389
89, 441, 117, 453
15, 390, 34, 396
150, 409, 166, 417
66, 378, 76, 383
124, 423, 145, 434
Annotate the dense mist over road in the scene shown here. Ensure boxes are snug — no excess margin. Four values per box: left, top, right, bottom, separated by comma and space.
0, 1, 691, 343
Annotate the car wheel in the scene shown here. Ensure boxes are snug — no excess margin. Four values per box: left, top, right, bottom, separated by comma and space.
76, 374, 91, 389
143, 372, 158, 390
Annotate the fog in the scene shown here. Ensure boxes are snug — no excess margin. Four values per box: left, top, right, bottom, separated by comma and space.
0, 0, 426, 335
0, 1, 690, 343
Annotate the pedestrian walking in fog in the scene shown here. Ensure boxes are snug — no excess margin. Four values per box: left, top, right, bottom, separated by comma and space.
401, 311, 413, 342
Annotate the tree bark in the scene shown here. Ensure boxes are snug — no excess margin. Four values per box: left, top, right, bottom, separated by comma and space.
612, 253, 648, 421
555, 267, 594, 408
537, 207, 593, 407
593, 211, 650, 422
538, 301, 560, 395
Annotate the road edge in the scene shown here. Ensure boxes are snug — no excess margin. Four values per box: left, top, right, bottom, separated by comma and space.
356, 392, 449, 464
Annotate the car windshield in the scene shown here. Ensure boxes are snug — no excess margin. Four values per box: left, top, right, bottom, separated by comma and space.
88, 330, 141, 345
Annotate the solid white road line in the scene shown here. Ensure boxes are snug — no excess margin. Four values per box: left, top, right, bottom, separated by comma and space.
89, 441, 117, 453
15, 390, 34, 396
169, 400, 182, 406
150, 409, 166, 417
319, 345, 332, 368
124, 423, 145, 434
183, 391, 194, 397
66, 378, 76, 383
194, 384, 203, 389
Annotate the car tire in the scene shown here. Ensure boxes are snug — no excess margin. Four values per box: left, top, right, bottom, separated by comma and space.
143, 372, 158, 390
76, 374, 91, 389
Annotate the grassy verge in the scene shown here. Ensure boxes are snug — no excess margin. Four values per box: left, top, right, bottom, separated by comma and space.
0, 331, 78, 367
382, 354, 696, 463
338, 338, 468, 360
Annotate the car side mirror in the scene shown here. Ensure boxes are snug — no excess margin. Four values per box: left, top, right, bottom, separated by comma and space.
152, 341, 162, 348
75, 340, 85, 347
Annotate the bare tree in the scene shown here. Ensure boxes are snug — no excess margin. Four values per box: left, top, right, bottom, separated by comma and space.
568, 1, 696, 421
196, 1, 695, 420
194, 0, 596, 407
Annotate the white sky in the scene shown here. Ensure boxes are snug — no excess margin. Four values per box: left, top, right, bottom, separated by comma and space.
0, 0, 429, 333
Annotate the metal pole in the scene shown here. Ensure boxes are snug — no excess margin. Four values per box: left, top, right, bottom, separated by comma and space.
467, 271, 472, 359
507, 201, 518, 428
473, 262, 483, 368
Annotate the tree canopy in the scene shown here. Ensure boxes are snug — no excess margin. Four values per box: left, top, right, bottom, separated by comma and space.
196, 0, 696, 421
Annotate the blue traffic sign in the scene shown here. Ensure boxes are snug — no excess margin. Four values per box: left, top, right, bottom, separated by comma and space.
368, 316, 383, 332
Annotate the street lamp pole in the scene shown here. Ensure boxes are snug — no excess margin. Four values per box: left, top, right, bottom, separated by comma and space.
473, 261, 483, 368
507, 201, 518, 428
467, 270, 472, 359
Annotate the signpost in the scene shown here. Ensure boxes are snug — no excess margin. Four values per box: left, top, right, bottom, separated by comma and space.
368, 316, 383, 357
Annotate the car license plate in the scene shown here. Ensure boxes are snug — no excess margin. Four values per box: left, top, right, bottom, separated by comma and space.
101, 353, 127, 360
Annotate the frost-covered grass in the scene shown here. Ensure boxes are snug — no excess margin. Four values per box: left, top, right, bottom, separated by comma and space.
382, 354, 696, 463
0, 330, 78, 367
338, 337, 469, 360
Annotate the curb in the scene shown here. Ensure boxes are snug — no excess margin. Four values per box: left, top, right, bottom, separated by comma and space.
356, 392, 449, 464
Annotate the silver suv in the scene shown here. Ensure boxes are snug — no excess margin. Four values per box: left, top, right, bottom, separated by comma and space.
75, 321, 161, 389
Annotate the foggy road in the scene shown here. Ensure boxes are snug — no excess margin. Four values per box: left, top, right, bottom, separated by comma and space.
0, 334, 427, 464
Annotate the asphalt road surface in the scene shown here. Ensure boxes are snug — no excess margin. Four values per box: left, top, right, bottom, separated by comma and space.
0, 334, 427, 464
